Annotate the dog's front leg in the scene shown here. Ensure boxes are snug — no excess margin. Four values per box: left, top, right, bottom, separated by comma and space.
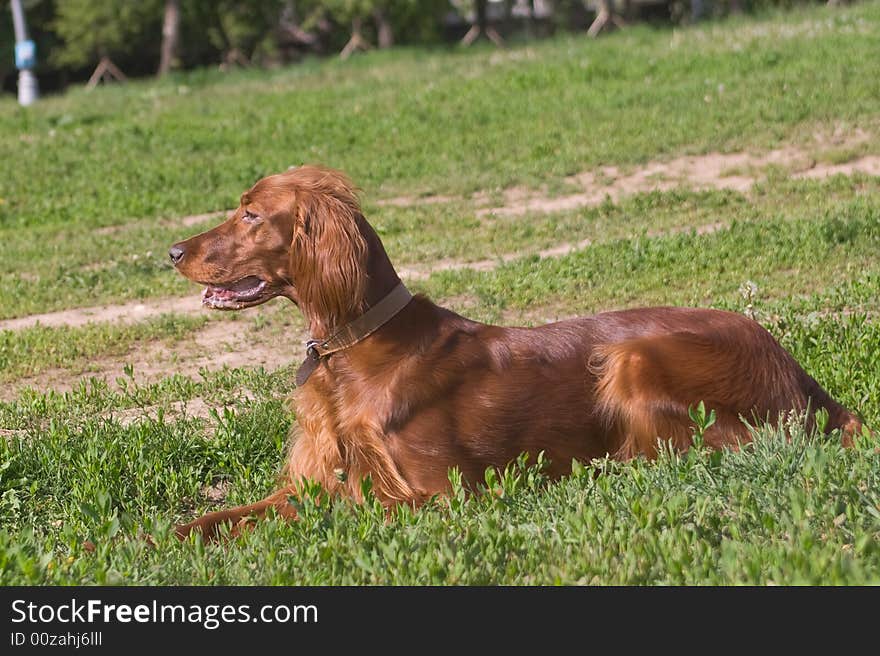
174, 488, 298, 543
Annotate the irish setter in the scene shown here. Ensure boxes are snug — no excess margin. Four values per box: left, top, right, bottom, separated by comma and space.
169, 165, 866, 540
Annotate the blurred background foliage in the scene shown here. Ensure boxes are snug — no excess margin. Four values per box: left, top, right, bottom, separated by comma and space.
1, 0, 838, 94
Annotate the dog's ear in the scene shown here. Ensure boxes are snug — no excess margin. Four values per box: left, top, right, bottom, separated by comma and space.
290, 190, 368, 333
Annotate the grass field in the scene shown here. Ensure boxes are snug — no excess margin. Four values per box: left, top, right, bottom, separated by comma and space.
1, 4, 880, 584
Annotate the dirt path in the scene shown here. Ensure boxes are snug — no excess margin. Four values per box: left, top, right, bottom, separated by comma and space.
0, 296, 205, 332
399, 221, 725, 279
381, 148, 880, 218
405, 126, 872, 204
96, 211, 226, 236
5, 139, 877, 334
3, 134, 878, 401
146, 131, 878, 227
0, 218, 737, 403
2, 216, 733, 335
3, 315, 303, 401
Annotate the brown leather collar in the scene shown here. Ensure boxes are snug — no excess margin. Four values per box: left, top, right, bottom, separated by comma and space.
295, 282, 412, 386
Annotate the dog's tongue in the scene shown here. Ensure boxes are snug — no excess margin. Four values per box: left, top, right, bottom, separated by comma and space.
204, 276, 265, 303
228, 276, 263, 293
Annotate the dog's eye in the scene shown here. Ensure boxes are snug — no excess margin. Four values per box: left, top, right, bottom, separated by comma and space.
242, 209, 260, 224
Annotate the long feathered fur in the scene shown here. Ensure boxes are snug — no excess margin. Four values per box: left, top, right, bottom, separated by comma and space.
170, 165, 868, 541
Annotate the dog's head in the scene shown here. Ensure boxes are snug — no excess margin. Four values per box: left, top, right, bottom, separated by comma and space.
170, 165, 377, 330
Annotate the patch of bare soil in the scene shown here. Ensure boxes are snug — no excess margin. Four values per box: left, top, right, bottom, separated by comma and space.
378, 132, 877, 218
201, 479, 232, 503
376, 194, 458, 208
0, 296, 204, 332
108, 397, 221, 426
3, 311, 305, 401
103, 386, 266, 435
397, 221, 727, 281
178, 211, 227, 227
6, 134, 876, 341
394, 237, 599, 281
479, 149, 880, 218
94, 211, 227, 236
0, 217, 730, 342
793, 156, 880, 180
5, 135, 875, 420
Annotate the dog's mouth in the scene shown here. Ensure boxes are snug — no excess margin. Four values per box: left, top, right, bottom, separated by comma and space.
201, 275, 271, 310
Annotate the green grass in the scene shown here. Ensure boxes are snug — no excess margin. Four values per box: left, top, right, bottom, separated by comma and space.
2, 4, 880, 318
2, 3, 880, 585
418, 184, 880, 320
1, 418, 878, 584
1, 212, 879, 583
0, 169, 877, 321
0, 313, 211, 383
3, 174, 879, 384
3, 6, 878, 232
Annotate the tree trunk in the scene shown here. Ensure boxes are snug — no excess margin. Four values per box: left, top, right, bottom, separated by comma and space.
461, 0, 503, 47
340, 18, 371, 60
476, 0, 488, 32
158, 0, 181, 76
587, 0, 626, 38
374, 7, 394, 49
87, 56, 127, 89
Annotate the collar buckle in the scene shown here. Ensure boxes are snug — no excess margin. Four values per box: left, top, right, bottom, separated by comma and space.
305, 339, 322, 361
295, 282, 412, 386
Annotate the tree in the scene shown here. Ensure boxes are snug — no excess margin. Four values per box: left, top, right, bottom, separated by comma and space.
374, 5, 394, 49
51, 0, 161, 81
585, 0, 626, 37
455, 0, 505, 46
158, 0, 181, 76
322, 0, 375, 58
322, 1, 430, 57
181, 0, 288, 69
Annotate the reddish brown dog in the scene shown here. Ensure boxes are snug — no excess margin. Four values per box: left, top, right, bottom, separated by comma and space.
169, 165, 865, 540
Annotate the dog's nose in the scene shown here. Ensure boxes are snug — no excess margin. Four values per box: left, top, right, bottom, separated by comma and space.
168, 244, 186, 265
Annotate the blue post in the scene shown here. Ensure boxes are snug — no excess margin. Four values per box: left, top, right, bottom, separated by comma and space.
10, 0, 39, 106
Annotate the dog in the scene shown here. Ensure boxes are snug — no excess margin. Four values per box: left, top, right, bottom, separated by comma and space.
169, 165, 866, 540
